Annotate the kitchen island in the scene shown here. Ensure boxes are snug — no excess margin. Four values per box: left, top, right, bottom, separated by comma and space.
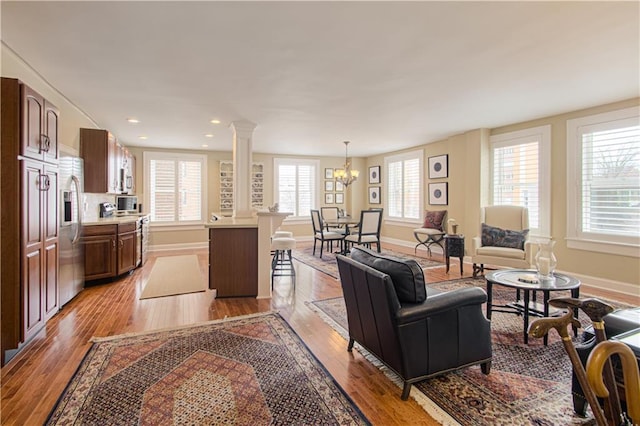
205, 212, 290, 299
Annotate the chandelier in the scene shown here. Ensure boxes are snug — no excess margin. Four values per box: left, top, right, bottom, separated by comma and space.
334, 141, 359, 187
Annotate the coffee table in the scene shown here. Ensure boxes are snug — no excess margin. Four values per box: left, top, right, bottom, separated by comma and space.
485, 269, 581, 345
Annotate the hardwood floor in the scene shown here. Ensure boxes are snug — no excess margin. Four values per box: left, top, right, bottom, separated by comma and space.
0, 244, 636, 425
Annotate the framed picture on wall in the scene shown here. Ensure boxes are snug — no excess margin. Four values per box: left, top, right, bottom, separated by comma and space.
325, 193, 335, 204
335, 181, 344, 192
325, 168, 334, 179
428, 182, 448, 205
369, 187, 381, 204
325, 180, 334, 191
369, 166, 381, 184
428, 154, 448, 179
335, 193, 344, 204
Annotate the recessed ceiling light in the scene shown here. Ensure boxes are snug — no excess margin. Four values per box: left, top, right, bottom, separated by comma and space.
138, 136, 148, 140
201, 144, 209, 148
127, 118, 140, 124
210, 119, 221, 124
205, 134, 214, 138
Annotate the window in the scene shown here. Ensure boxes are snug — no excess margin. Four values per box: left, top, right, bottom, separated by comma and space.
567, 106, 640, 257
143, 152, 207, 225
384, 150, 423, 221
274, 158, 319, 219
490, 125, 551, 237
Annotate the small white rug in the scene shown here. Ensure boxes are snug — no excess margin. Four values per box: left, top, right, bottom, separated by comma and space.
140, 255, 206, 299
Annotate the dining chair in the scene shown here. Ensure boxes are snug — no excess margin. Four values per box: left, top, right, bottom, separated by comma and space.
320, 207, 345, 234
310, 209, 345, 258
344, 209, 383, 252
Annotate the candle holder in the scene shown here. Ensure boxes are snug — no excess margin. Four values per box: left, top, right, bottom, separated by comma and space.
535, 239, 557, 283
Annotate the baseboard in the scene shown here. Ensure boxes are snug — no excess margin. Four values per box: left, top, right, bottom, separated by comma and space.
381, 236, 444, 256
148, 242, 209, 252
556, 270, 639, 299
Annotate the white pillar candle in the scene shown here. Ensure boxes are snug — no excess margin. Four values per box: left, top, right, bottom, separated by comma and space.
538, 257, 551, 276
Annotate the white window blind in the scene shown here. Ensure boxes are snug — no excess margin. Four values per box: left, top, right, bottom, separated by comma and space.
385, 150, 423, 221
274, 158, 319, 218
144, 152, 207, 225
490, 125, 551, 237
567, 107, 640, 256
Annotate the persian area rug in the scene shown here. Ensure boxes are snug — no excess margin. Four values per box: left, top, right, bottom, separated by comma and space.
292, 241, 443, 279
140, 254, 206, 299
309, 278, 632, 426
47, 312, 369, 425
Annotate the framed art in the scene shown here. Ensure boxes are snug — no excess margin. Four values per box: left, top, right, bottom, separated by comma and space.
325, 168, 334, 179
325, 193, 334, 204
369, 187, 381, 204
428, 182, 448, 205
335, 181, 344, 192
368, 166, 381, 184
325, 180, 334, 192
335, 193, 344, 204
428, 154, 448, 179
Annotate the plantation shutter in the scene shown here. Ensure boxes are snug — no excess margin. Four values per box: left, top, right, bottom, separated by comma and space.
579, 125, 640, 236
404, 158, 420, 219
148, 157, 204, 223
387, 155, 420, 220
387, 160, 402, 217
179, 160, 202, 221
492, 139, 540, 230
278, 164, 297, 215
276, 160, 317, 217
150, 159, 176, 222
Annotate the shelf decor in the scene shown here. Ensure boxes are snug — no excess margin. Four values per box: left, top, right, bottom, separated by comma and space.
428, 154, 448, 179
368, 166, 381, 184
428, 182, 448, 205
369, 187, 381, 204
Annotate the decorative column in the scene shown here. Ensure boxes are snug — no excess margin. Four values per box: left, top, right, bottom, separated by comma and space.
230, 120, 257, 218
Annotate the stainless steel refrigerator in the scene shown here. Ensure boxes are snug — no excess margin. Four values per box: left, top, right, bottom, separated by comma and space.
59, 155, 85, 306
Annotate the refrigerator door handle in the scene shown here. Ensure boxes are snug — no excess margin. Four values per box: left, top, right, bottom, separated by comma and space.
71, 175, 82, 244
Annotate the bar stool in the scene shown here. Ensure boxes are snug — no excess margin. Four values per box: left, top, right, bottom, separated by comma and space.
271, 236, 296, 288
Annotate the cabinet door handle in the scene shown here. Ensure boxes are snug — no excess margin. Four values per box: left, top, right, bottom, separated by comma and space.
38, 174, 50, 191
40, 134, 51, 153
112, 240, 116, 249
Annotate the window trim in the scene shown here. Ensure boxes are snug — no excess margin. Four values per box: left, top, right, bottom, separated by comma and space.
383, 149, 424, 224
273, 157, 320, 220
490, 125, 551, 239
566, 106, 640, 257
143, 151, 208, 226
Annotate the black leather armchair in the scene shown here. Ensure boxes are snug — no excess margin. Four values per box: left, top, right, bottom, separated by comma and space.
336, 247, 492, 400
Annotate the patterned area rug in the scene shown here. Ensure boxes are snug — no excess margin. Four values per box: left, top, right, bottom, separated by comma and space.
47, 313, 369, 425
292, 241, 443, 278
310, 278, 632, 426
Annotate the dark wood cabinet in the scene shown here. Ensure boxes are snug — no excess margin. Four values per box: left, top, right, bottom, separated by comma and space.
209, 227, 258, 297
80, 128, 120, 194
82, 221, 140, 281
1, 78, 59, 366
82, 225, 117, 281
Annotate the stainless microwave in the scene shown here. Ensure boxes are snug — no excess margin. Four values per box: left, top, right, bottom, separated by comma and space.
116, 195, 138, 212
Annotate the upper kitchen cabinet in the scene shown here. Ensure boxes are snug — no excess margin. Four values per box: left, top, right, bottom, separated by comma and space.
80, 128, 135, 194
21, 83, 59, 164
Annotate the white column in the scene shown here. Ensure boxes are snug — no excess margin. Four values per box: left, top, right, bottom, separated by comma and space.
230, 120, 256, 218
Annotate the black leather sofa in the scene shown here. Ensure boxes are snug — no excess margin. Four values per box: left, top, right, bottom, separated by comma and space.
336, 247, 492, 400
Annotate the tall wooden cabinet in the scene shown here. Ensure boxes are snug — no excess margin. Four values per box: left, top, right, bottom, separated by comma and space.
80, 128, 136, 194
1, 78, 60, 366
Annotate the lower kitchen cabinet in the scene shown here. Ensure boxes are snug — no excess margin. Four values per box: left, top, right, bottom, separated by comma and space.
82, 221, 140, 281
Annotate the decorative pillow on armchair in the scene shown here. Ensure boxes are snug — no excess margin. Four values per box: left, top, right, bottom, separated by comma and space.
423, 210, 446, 231
481, 223, 529, 250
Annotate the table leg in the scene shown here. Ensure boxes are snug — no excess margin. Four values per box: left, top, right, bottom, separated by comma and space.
445, 254, 450, 273
571, 288, 580, 337
459, 256, 463, 275
543, 290, 550, 346
523, 290, 530, 344
486, 281, 493, 320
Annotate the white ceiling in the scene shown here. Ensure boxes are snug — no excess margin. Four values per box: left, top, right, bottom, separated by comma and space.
2, 1, 638, 158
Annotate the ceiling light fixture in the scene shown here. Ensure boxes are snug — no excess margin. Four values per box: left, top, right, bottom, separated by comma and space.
334, 141, 359, 187
210, 119, 221, 124
127, 118, 139, 123
138, 136, 148, 140
201, 144, 209, 148
205, 134, 214, 138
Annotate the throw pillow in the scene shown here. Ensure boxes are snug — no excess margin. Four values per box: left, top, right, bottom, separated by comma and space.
350, 247, 427, 303
423, 210, 446, 231
481, 223, 529, 249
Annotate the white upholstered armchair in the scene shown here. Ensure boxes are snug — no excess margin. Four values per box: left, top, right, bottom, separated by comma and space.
471, 205, 535, 277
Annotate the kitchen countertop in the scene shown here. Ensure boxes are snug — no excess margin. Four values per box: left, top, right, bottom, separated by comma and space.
83, 213, 149, 226
204, 216, 258, 229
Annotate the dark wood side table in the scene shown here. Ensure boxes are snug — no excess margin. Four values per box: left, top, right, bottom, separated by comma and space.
444, 234, 464, 274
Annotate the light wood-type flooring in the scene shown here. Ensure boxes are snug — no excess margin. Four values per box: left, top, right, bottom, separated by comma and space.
1, 243, 636, 425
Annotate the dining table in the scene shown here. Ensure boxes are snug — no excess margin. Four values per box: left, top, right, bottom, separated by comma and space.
324, 216, 361, 254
